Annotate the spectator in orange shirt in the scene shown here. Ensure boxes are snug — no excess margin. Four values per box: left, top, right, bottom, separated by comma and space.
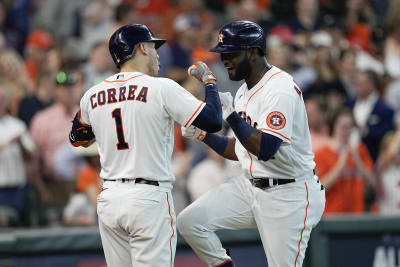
63, 143, 101, 226
314, 108, 375, 214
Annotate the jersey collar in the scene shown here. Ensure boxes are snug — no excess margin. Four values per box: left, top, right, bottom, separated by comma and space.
243, 66, 278, 96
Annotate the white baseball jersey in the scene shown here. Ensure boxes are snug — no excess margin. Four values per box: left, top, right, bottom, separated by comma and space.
234, 66, 315, 179
79, 72, 205, 182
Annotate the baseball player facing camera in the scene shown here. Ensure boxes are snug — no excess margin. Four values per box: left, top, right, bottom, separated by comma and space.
69, 24, 222, 267
178, 21, 326, 267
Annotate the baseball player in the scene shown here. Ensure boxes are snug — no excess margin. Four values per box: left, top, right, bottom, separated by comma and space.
177, 21, 326, 267
68, 24, 222, 267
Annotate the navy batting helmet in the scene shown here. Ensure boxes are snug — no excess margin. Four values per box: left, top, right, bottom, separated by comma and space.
109, 24, 166, 68
209, 21, 266, 55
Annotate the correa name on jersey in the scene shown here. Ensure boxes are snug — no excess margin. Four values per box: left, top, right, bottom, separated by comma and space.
89, 85, 149, 109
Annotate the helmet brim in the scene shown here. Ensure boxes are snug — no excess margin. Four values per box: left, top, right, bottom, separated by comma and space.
152, 39, 166, 49
209, 44, 243, 53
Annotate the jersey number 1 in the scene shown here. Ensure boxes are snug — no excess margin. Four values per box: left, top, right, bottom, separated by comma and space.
112, 108, 129, 150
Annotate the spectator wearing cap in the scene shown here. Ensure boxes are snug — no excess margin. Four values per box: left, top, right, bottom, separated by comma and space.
23, 30, 54, 83
63, 143, 101, 226
30, 72, 80, 192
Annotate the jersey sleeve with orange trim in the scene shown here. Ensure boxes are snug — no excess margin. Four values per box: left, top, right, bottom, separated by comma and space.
258, 78, 297, 144
159, 78, 205, 127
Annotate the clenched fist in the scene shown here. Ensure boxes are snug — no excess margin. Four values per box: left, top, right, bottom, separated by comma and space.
181, 125, 206, 141
188, 61, 217, 84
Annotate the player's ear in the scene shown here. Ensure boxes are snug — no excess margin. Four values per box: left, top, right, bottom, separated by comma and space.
138, 43, 149, 56
248, 47, 258, 61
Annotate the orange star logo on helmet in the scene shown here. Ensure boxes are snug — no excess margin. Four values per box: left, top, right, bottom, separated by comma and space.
218, 33, 224, 43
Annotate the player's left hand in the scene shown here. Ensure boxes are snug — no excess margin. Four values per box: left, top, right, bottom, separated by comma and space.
187, 61, 217, 84
181, 125, 206, 141
218, 92, 235, 120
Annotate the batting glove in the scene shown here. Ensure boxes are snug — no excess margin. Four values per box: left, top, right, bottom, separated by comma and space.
188, 61, 217, 84
181, 125, 206, 141
219, 92, 235, 120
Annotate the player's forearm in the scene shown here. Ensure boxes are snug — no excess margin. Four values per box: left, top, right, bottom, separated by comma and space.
202, 134, 238, 160
222, 137, 238, 160
225, 112, 282, 160
192, 83, 222, 133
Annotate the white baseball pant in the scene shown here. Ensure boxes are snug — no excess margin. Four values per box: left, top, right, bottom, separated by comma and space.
177, 172, 325, 267
97, 180, 177, 267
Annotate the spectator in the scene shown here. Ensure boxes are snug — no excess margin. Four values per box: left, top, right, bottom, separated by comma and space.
163, 13, 200, 84
266, 36, 293, 73
23, 29, 54, 83
31, 0, 82, 42
29, 72, 81, 205
383, 78, 400, 126
63, 143, 101, 226
0, 49, 31, 116
384, 23, 400, 79
376, 129, 400, 215
305, 96, 331, 152
315, 108, 375, 214
186, 146, 240, 201
82, 41, 114, 91
337, 48, 357, 98
1, 0, 33, 54
18, 71, 55, 127
305, 31, 348, 101
0, 85, 36, 226
112, 3, 135, 31
79, 0, 115, 59
287, 0, 322, 33
349, 70, 395, 162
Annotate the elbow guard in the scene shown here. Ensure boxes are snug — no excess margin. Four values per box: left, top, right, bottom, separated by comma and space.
258, 132, 283, 161
69, 111, 95, 147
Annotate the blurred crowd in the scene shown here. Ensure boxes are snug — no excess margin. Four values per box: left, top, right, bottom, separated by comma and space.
1, 0, 400, 227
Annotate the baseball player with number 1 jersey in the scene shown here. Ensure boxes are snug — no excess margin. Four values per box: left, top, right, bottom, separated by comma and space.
178, 21, 325, 267
69, 24, 222, 267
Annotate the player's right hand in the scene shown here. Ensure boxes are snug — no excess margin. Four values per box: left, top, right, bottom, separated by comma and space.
218, 92, 235, 120
188, 61, 217, 84
181, 125, 206, 141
